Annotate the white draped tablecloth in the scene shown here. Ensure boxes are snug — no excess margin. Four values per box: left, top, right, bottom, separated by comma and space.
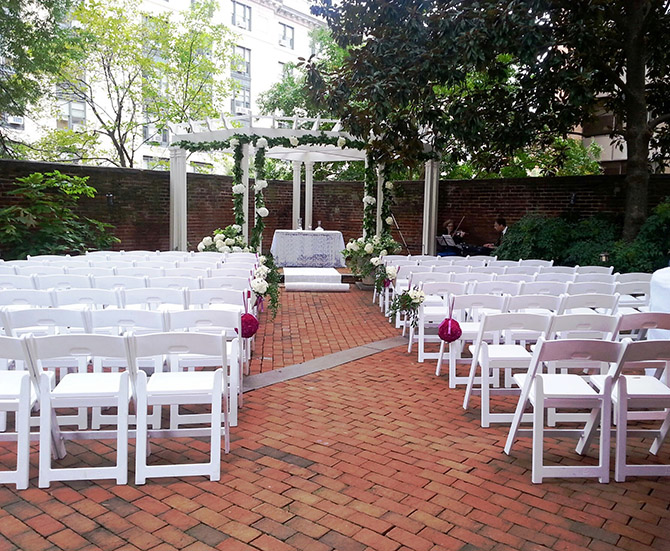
649, 267, 670, 339
270, 230, 346, 267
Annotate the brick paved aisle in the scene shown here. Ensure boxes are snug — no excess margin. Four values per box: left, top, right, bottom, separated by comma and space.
0, 289, 669, 551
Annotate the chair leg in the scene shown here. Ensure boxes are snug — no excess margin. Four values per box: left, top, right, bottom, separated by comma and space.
435, 341, 446, 376
598, 378, 612, 484
135, 373, 149, 486
650, 408, 670, 455
531, 379, 545, 484
16, 375, 31, 490
480, 357, 491, 428
116, 375, 129, 485
38, 374, 52, 489
462, 343, 482, 409
210, 371, 223, 481
614, 379, 629, 483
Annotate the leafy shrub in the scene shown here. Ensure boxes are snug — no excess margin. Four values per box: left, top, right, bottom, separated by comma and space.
0, 171, 119, 260
497, 199, 670, 273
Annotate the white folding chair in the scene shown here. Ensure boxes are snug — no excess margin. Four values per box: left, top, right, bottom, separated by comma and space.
505, 266, 539, 277
559, 293, 620, 315
488, 260, 520, 268
435, 294, 509, 387
121, 287, 187, 311
66, 266, 116, 277
534, 273, 575, 284
431, 265, 470, 275
574, 273, 617, 284
504, 338, 623, 483
188, 288, 249, 311
127, 332, 231, 484
164, 267, 210, 278
115, 267, 165, 278
0, 336, 34, 489
616, 272, 652, 284
587, 339, 670, 481
472, 280, 523, 297
0, 275, 37, 290
521, 281, 568, 296
15, 265, 66, 276
616, 281, 651, 313
463, 313, 553, 427
210, 268, 253, 279
26, 334, 131, 488
576, 265, 614, 275
167, 307, 242, 421
34, 274, 92, 290
518, 259, 553, 268
53, 288, 121, 310
149, 276, 200, 290
93, 275, 148, 290
539, 266, 576, 275
0, 289, 55, 310
202, 277, 251, 291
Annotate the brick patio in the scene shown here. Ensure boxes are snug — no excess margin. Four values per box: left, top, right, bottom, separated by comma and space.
1, 287, 669, 551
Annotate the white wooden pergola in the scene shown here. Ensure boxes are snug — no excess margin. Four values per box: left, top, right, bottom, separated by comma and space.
168, 114, 440, 254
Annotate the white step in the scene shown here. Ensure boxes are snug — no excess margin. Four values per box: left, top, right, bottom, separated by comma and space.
283, 268, 349, 292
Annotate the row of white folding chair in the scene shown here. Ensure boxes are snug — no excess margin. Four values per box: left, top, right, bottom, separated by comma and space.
0, 331, 233, 489
503, 337, 670, 483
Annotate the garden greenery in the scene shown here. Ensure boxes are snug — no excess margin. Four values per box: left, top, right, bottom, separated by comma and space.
496, 198, 670, 273
0, 170, 119, 259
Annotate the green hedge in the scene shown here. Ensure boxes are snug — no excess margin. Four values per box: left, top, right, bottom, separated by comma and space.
496, 199, 670, 273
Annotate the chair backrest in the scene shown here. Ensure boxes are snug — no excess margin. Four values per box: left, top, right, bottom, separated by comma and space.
0, 265, 17, 275
573, 273, 617, 284
567, 281, 616, 295
149, 276, 201, 290
616, 312, 670, 337
395, 265, 431, 280
534, 273, 575, 283
420, 281, 467, 298
409, 272, 452, 287
66, 266, 116, 277
547, 313, 620, 340
488, 260, 520, 268
506, 294, 562, 313
167, 307, 242, 334
115, 266, 165, 278
518, 259, 553, 267
451, 258, 487, 268
34, 274, 92, 290
452, 272, 495, 284
431, 265, 470, 275
53, 288, 121, 309
409, 255, 437, 263
188, 288, 248, 310
89, 308, 167, 335
14, 265, 65, 276
209, 268, 253, 279
478, 312, 553, 336
505, 266, 539, 276
0, 275, 37, 290
0, 289, 54, 308
382, 255, 410, 265
496, 273, 535, 283
121, 287, 187, 310
452, 294, 509, 321
521, 281, 568, 296
135, 260, 178, 270
576, 265, 614, 275
2, 307, 90, 337
0, 334, 31, 370
615, 281, 650, 299
539, 266, 576, 275
473, 280, 523, 296
227, 252, 257, 261
559, 292, 620, 315
164, 267, 211, 278
470, 265, 507, 275
202, 276, 250, 291
93, 275, 148, 290
607, 339, 670, 382
616, 272, 652, 284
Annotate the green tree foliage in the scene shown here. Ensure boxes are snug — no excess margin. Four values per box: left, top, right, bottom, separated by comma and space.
0, 171, 119, 259
0, 0, 79, 156
47, 0, 235, 167
308, 0, 670, 239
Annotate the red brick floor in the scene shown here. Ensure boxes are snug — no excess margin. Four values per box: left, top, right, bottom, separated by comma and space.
1, 288, 670, 551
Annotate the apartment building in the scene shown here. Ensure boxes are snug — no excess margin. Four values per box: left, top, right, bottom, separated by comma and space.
1, 0, 323, 171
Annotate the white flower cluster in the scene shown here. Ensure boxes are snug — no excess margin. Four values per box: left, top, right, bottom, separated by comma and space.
362, 195, 376, 206
231, 224, 242, 233
257, 207, 269, 217
251, 277, 268, 295
258, 255, 267, 265
385, 265, 397, 280
229, 138, 239, 147
408, 289, 426, 304
289, 136, 299, 146
370, 256, 382, 267
364, 243, 374, 254
254, 180, 268, 192
346, 241, 360, 252
256, 137, 268, 148
197, 224, 252, 253
255, 265, 270, 279
385, 181, 394, 190
337, 136, 346, 148
385, 216, 394, 225
232, 183, 245, 195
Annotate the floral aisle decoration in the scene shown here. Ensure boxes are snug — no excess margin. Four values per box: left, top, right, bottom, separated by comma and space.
249, 254, 281, 318
379, 164, 396, 238
250, 137, 269, 250
372, 260, 398, 294
388, 287, 426, 328
230, 139, 245, 226
362, 151, 377, 237
342, 233, 401, 278
196, 225, 252, 253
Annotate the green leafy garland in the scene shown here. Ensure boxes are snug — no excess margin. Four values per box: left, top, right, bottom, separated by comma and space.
362, 151, 377, 237
250, 139, 267, 249
231, 140, 245, 226
379, 164, 395, 238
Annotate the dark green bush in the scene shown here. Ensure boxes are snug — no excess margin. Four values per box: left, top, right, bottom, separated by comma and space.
496, 199, 670, 273
0, 171, 119, 260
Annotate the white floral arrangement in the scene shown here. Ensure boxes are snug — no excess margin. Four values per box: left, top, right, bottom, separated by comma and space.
257, 207, 269, 217
249, 254, 280, 318
256, 137, 268, 149
229, 138, 239, 147
254, 180, 268, 192
196, 225, 253, 253
342, 234, 401, 278
289, 136, 299, 146
337, 136, 347, 148
362, 195, 376, 206
385, 181, 394, 190
232, 183, 246, 195
389, 286, 425, 327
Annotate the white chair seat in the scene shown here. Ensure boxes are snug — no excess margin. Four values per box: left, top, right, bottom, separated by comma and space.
51, 372, 125, 398
0, 371, 38, 403
147, 371, 218, 396
472, 343, 530, 362
591, 374, 670, 399
526, 374, 599, 400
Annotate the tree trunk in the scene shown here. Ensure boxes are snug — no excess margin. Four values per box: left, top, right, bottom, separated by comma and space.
622, 1, 651, 242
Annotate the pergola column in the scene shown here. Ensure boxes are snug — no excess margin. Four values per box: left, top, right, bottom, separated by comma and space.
304, 161, 314, 230
422, 159, 440, 255
292, 161, 302, 229
375, 164, 384, 236
241, 143, 251, 241
169, 147, 187, 251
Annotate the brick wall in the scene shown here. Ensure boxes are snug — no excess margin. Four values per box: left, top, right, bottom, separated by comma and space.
1, 159, 669, 255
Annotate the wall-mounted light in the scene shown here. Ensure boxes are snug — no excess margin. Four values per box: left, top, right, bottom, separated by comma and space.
599, 251, 610, 263
106, 193, 114, 209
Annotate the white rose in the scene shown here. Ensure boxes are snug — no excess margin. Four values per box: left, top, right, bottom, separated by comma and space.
289, 136, 299, 146
363, 195, 376, 205
372, 235, 380, 244
364, 243, 374, 254
229, 138, 239, 146
222, 245, 232, 253
216, 241, 226, 251
231, 224, 242, 233
370, 257, 382, 266
337, 136, 346, 148
386, 266, 397, 279
256, 137, 268, 148
385, 216, 393, 225
243, 247, 250, 252
232, 184, 245, 194
385, 181, 394, 190
257, 207, 269, 217
259, 255, 266, 264
255, 265, 270, 278
254, 180, 268, 192
214, 233, 224, 242
197, 242, 205, 251
251, 278, 269, 294
225, 238, 235, 246
357, 237, 364, 243
350, 242, 360, 252
203, 236, 213, 246
232, 246, 242, 252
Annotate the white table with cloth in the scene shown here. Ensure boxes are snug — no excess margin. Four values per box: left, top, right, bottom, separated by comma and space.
650, 267, 670, 339
270, 229, 346, 267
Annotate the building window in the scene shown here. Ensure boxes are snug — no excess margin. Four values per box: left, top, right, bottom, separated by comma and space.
232, 1, 251, 31
143, 155, 170, 170
279, 23, 294, 49
231, 82, 251, 115
190, 160, 214, 174
143, 124, 170, 146
57, 100, 86, 131
2, 113, 25, 131
233, 46, 251, 77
